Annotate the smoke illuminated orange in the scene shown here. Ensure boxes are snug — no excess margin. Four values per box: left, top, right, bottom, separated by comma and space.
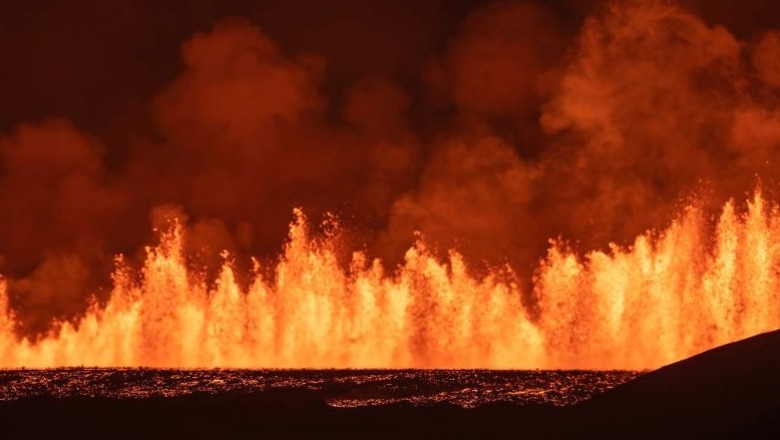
1, 191, 779, 369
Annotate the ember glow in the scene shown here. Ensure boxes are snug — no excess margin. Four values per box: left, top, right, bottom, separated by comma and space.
0, 191, 778, 369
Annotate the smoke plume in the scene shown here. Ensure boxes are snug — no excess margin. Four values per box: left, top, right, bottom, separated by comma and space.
2, 0, 780, 335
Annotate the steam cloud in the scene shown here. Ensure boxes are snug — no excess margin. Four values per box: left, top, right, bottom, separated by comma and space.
2, 0, 780, 335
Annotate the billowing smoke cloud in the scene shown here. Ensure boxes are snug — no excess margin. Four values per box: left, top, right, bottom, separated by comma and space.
0, 120, 126, 332
381, 0, 566, 272
383, 136, 541, 272
3, 0, 780, 334
541, 0, 780, 248
143, 19, 421, 266
425, 1, 563, 122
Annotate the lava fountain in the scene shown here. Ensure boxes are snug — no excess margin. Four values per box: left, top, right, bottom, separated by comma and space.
1, 191, 779, 370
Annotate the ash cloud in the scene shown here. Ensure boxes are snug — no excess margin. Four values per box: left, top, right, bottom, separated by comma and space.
541, 0, 780, 248
2, 0, 780, 334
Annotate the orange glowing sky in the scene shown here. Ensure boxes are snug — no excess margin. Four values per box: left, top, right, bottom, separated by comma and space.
1, 0, 780, 368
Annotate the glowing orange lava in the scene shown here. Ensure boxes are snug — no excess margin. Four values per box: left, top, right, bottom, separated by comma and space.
1, 193, 779, 369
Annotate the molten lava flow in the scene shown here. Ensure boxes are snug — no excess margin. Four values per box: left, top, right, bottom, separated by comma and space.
1, 193, 780, 369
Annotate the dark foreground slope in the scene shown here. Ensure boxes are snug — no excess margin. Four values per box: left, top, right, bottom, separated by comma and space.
0, 392, 559, 439
562, 329, 780, 439
1, 330, 780, 439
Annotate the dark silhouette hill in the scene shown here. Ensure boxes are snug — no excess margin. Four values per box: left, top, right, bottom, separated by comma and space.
562, 329, 780, 438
